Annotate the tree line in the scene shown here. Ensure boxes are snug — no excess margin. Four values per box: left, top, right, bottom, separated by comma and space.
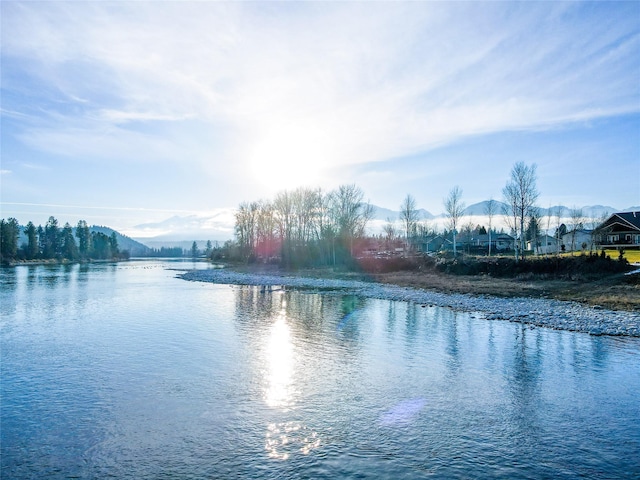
0, 216, 127, 263
231, 184, 373, 268
231, 162, 603, 266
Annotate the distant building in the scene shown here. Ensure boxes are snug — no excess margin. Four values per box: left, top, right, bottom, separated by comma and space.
474, 233, 514, 252
596, 211, 640, 249
433, 232, 514, 253
415, 234, 448, 253
561, 229, 593, 252
527, 234, 558, 255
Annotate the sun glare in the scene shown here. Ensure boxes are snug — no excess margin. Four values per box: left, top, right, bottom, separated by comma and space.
264, 312, 295, 409
249, 126, 330, 191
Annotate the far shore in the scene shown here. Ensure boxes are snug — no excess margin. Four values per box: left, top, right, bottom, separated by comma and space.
1, 258, 126, 267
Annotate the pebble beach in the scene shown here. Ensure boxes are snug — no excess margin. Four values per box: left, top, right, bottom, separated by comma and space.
180, 269, 640, 337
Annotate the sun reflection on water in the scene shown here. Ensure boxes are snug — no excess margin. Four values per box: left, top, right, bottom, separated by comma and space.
262, 300, 321, 460
265, 421, 321, 460
264, 310, 295, 409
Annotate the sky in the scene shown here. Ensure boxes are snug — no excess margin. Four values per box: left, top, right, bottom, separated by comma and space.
1, 1, 639, 236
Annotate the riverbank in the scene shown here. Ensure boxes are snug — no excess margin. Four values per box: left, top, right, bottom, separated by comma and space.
371, 269, 640, 311
180, 267, 640, 337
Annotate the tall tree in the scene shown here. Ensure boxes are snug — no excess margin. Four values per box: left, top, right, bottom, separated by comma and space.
235, 201, 260, 261
109, 232, 119, 257
399, 194, 419, 251
24, 221, 39, 260
43, 216, 60, 259
61, 223, 79, 260
554, 207, 563, 255
502, 162, 539, 260
191, 241, 198, 258
76, 220, 91, 258
0, 218, 20, 262
484, 198, 497, 256
383, 217, 397, 249
444, 186, 465, 256
526, 211, 541, 255
255, 200, 277, 260
329, 184, 373, 258
568, 207, 586, 254
273, 192, 294, 265
91, 232, 111, 259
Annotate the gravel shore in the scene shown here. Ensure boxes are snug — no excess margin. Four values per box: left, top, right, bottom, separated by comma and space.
180, 269, 640, 337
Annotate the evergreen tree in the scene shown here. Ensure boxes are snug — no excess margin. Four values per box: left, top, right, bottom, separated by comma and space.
24, 221, 39, 259
91, 232, 112, 259
0, 218, 20, 262
43, 216, 60, 258
76, 220, 91, 258
37, 225, 45, 257
61, 223, 79, 260
191, 241, 198, 258
109, 232, 119, 257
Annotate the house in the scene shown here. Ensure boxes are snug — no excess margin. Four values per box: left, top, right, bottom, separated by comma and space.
478, 233, 515, 252
526, 234, 558, 255
437, 232, 514, 253
414, 234, 448, 253
561, 229, 593, 252
596, 211, 640, 249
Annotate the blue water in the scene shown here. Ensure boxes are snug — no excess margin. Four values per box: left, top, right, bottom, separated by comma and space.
1, 260, 639, 479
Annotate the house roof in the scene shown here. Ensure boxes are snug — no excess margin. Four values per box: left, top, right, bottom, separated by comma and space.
599, 212, 640, 233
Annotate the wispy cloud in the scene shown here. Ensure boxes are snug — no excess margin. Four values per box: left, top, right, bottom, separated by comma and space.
2, 2, 639, 199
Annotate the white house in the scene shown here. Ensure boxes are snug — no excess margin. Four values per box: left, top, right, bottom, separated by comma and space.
561, 229, 593, 252
526, 234, 558, 255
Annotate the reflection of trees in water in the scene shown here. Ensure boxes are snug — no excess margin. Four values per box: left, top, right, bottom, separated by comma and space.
504, 325, 544, 453
405, 303, 418, 339
232, 286, 365, 356
386, 300, 396, 337
445, 312, 460, 373
589, 337, 610, 370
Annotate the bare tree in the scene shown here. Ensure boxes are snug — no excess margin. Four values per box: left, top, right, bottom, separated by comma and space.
383, 217, 397, 248
255, 200, 277, 259
554, 206, 563, 255
329, 184, 374, 257
444, 186, 465, 256
568, 206, 586, 254
502, 162, 539, 260
234, 201, 260, 260
484, 198, 497, 256
399, 194, 419, 251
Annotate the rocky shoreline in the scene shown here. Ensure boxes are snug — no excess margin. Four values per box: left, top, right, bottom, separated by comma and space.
180, 269, 640, 337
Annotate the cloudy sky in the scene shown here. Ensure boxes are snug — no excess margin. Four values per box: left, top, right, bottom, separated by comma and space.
2, 1, 639, 232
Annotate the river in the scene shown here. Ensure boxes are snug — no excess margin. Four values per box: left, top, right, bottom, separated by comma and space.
1, 259, 639, 478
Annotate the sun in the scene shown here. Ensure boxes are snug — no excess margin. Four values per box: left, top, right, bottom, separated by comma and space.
249, 125, 330, 192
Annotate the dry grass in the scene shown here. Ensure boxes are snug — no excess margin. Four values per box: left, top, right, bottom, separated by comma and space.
371, 270, 640, 311
233, 261, 640, 311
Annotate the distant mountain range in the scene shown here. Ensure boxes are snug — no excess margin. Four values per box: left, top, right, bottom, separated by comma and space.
130, 210, 235, 243
372, 201, 621, 221
124, 202, 635, 247
458, 201, 619, 218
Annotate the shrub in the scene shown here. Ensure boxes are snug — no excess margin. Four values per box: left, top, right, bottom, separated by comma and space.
434, 254, 630, 278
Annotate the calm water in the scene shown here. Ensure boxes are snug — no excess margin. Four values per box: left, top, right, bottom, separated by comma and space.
2, 260, 639, 479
